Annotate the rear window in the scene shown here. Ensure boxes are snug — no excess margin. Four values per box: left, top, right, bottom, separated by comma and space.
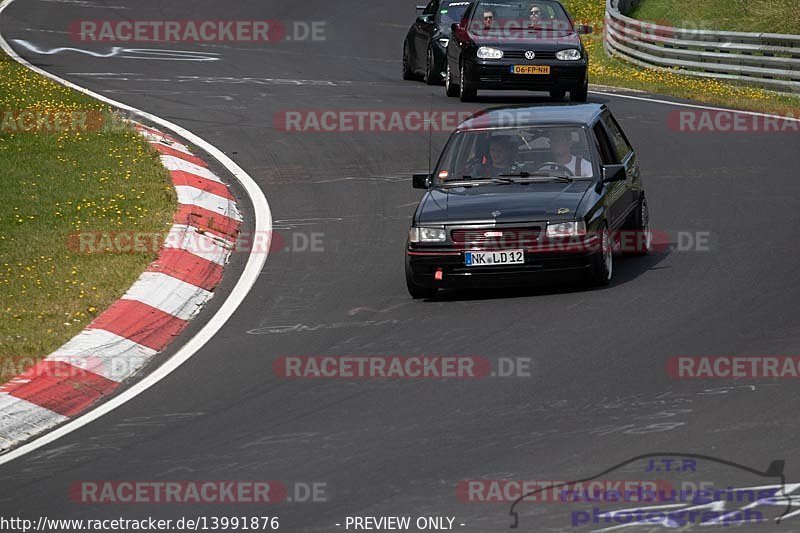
437, 1, 471, 27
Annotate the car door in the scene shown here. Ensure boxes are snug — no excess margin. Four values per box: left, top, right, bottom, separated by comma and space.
592, 120, 627, 229
600, 112, 640, 220
446, 1, 474, 73
414, 0, 439, 67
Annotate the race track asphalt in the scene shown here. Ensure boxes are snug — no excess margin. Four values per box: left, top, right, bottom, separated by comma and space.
1, 1, 799, 531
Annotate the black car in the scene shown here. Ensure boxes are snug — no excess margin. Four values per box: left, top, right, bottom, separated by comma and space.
405, 104, 649, 298
403, 0, 472, 84
444, 0, 592, 102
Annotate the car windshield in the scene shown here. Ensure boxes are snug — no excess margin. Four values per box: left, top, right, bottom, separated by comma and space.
437, 1, 471, 27
434, 125, 595, 184
469, 0, 573, 35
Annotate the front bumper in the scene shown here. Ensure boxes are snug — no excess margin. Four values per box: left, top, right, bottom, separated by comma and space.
464, 58, 587, 91
406, 237, 600, 289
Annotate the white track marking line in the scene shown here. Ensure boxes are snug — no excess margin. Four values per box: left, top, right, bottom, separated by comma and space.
590, 90, 800, 123
0, 0, 272, 466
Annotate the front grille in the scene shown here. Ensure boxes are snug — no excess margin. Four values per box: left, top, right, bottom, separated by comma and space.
451, 227, 541, 250
503, 50, 557, 60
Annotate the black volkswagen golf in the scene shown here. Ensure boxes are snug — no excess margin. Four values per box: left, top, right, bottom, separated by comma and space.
445, 0, 592, 102
405, 104, 650, 298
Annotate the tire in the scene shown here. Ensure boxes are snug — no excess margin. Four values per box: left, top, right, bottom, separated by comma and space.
424, 47, 438, 85
402, 41, 416, 81
406, 263, 435, 299
628, 194, 651, 256
588, 223, 613, 286
459, 63, 477, 102
570, 77, 588, 102
549, 89, 566, 100
445, 62, 459, 97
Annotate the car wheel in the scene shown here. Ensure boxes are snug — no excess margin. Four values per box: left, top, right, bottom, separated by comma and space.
459, 63, 477, 102
402, 41, 416, 80
406, 263, 436, 299
549, 89, 566, 100
629, 194, 651, 256
424, 47, 438, 85
588, 223, 613, 286
445, 62, 459, 97
570, 78, 589, 102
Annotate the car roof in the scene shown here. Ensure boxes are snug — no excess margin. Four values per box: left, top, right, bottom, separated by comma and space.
457, 104, 607, 130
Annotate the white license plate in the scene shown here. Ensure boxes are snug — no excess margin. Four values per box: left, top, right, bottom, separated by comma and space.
465, 250, 525, 266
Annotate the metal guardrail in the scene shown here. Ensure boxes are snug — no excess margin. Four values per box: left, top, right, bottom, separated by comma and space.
604, 0, 800, 93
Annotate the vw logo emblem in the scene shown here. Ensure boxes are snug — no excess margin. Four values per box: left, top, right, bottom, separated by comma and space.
524, 50, 536, 60
492, 210, 501, 217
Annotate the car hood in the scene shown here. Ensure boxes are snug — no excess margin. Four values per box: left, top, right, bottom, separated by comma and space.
416, 182, 591, 225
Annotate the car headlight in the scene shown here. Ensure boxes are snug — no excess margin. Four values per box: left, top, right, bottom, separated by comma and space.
477, 46, 504, 59
409, 227, 447, 243
546, 220, 586, 238
556, 48, 582, 61
438, 38, 450, 47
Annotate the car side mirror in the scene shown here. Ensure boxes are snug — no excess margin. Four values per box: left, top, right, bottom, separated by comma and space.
413, 173, 432, 189
602, 164, 626, 183
577, 24, 593, 34
417, 14, 434, 24
416, 4, 426, 10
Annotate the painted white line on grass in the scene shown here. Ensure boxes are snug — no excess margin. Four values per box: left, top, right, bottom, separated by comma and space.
0, 0, 272, 466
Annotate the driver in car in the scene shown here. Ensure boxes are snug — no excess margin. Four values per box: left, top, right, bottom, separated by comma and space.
544, 130, 592, 177
466, 136, 521, 178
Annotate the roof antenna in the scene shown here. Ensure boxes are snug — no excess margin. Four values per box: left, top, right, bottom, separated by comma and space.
427, 90, 434, 176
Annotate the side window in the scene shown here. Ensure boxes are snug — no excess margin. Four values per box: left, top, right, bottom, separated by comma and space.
423, 0, 438, 15
593, 123, 616, 165
601, 114, 633, 162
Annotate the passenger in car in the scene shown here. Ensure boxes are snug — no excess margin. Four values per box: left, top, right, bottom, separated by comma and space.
547, 130, 593, 176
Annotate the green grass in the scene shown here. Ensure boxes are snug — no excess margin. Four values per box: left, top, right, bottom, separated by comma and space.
558, 0, 800, 116
631, 0, 800, 35
0, 52, 176, 382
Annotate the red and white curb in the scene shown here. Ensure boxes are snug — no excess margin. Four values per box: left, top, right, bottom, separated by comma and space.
0, 123, 241, 452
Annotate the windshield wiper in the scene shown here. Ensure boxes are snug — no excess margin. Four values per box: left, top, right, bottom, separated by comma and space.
498, 172, 574, 183
441, 177, 514, 187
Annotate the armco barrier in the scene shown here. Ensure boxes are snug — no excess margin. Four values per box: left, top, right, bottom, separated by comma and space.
604, 0, 800, 93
